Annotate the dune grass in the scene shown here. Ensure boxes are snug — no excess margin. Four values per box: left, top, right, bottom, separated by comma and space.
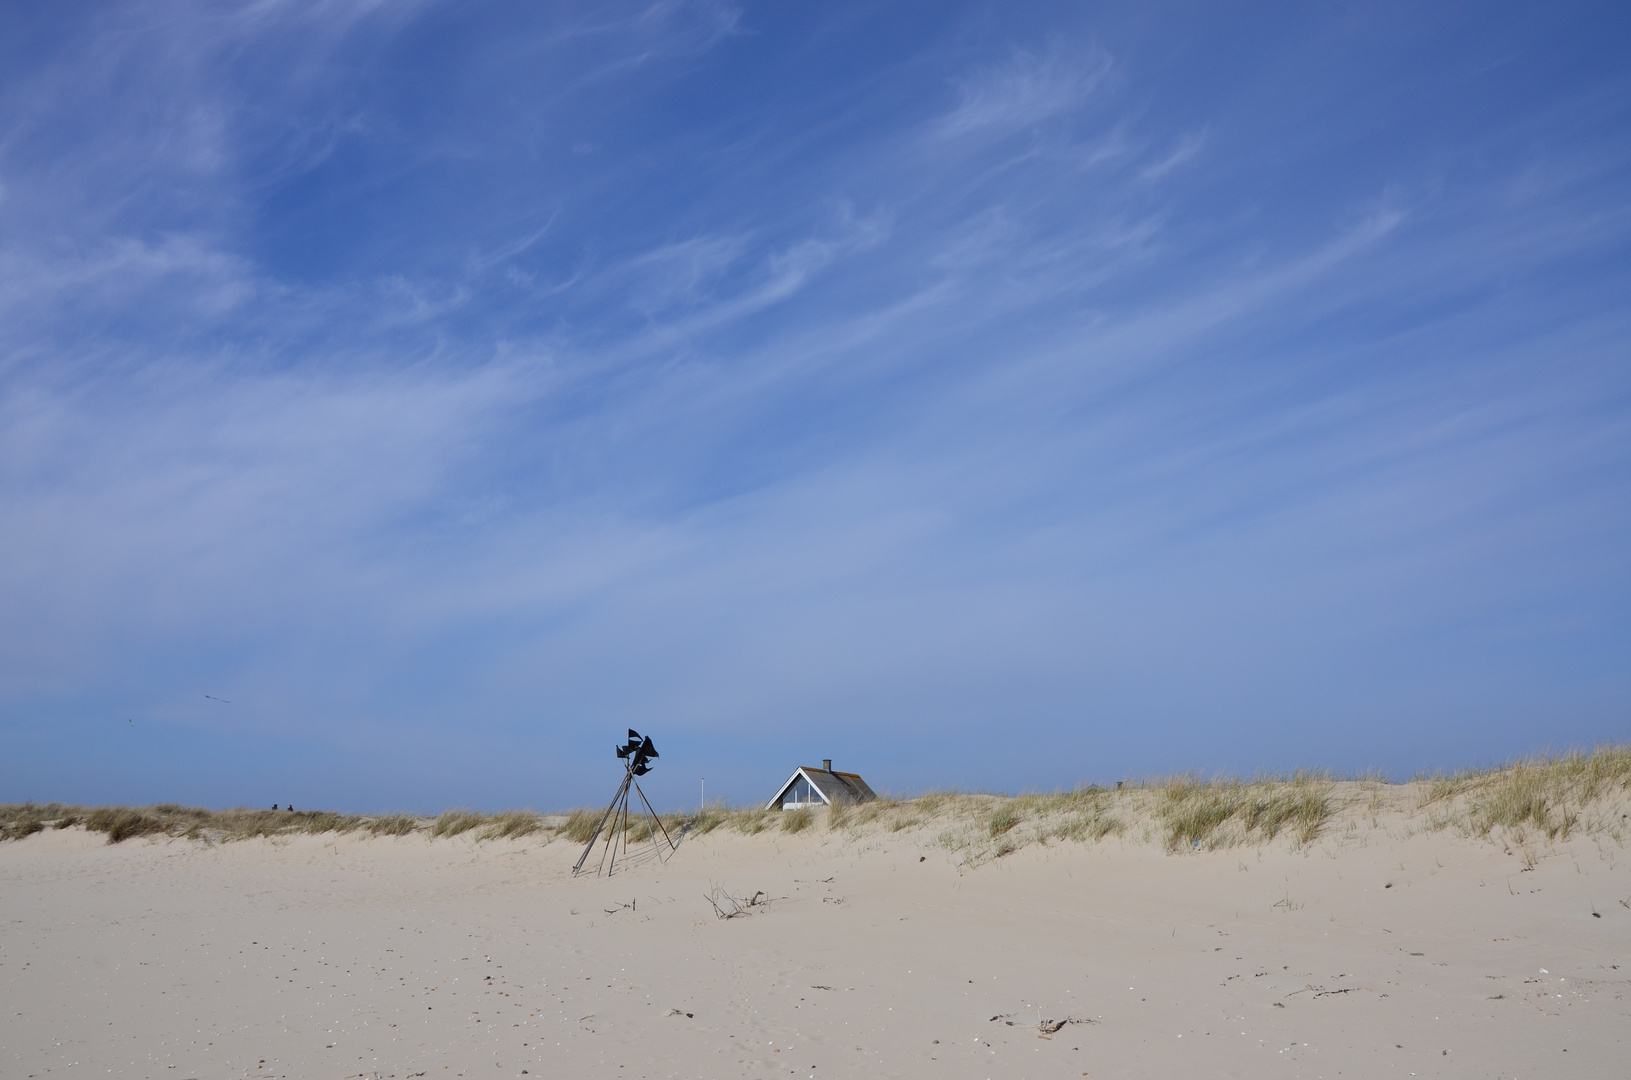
623, 812, 654, 843
6, 745, 1626, 857
987, 804, 1022, 838
726, 807, 771, 834
559, 808, 604, 845
0, 802, 375, 844
1159, 772, 1333, 851
480, 810, 546, 840
688, 801, 728, 835
1417, 745, 1631, 842
430, 809, 486, 838
0, 802, 559, 846
0, 802, 78, 842
367, 814, 420, 837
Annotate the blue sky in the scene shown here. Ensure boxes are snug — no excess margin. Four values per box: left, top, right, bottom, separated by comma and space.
2, 1, 1628, 812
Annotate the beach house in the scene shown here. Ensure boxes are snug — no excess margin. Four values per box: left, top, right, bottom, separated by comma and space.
765, 760, 878, 810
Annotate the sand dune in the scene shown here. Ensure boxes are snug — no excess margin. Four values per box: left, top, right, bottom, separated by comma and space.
3, 780, 1627, 1079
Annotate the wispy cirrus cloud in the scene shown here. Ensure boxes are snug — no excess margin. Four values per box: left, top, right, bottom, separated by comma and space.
1, 2, 1627, 810
1140, 128, 1208, 180
934, 42, 1113, 140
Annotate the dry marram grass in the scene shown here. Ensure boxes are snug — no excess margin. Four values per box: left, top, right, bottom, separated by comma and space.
1159, 772, 1332, 851
430, 809, 486, 838
1417, 746, 1631, 843
0, 803, 372, 844
5, 746, 1626, 861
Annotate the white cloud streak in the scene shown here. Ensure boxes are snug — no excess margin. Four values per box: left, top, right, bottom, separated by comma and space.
2, 4, 1627, 806
935, 42, 1113, 140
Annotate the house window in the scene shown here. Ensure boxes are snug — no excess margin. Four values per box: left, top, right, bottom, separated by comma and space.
783, 776, 818, 808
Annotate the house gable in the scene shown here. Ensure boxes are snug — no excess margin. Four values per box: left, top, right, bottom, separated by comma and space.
766, 765, 878, 810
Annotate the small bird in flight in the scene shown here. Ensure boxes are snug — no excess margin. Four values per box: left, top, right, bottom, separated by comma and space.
204, 695, 232, 704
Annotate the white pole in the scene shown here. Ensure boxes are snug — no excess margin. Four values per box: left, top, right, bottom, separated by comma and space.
700, 778, 705, 812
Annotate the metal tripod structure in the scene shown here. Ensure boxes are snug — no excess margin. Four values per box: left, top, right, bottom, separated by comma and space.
572, 729, 677, 877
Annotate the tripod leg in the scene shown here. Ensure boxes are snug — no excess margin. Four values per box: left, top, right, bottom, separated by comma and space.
609, 783, 631, 876
607, 788, 620, 876
632, 779, 676, 856
599, 777, 628, 876
580, 773, 629, 874
573, 772, 631, 876
636, 782, 666, 862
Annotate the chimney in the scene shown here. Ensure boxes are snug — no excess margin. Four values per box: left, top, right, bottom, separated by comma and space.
823, 759, 833, 772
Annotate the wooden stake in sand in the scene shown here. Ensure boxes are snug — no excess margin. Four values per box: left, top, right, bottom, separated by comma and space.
572, 729, 677, 877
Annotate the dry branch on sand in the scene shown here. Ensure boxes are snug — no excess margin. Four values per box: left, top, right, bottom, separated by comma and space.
704, 887, 774, 919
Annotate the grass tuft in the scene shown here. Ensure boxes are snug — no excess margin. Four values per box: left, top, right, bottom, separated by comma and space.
559, 808, 602, 845
1419, 745, 1631, 841
480, 811, 544, 840
431, 810, 486, 838
689, 802, 727, 835
366, 814, 420, 837
85, 806, 173, 843
624, 814, 654, 843
0, 803, 70, 841
987, 805, 1021, 838
1159, 773, 1332, 851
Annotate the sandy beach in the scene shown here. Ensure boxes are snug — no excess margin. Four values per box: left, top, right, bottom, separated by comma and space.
3, 784, 1627, 1080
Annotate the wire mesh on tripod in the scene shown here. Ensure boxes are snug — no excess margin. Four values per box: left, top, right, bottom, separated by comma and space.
572, 729, 677, 877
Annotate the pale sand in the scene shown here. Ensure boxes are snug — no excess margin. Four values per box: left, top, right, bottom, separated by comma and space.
2, 791, 1627, 1079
